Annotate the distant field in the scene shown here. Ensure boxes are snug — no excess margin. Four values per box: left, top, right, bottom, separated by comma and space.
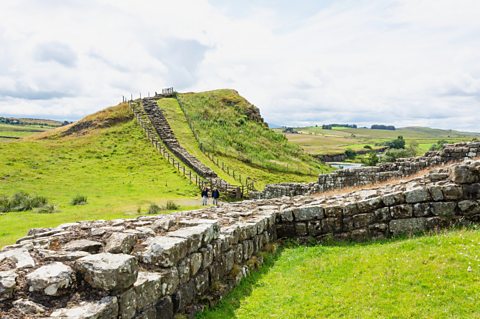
0, 109, 200, 248
280, 126, 480, 155
0, 123, 52, 139
199, 229, 480, 319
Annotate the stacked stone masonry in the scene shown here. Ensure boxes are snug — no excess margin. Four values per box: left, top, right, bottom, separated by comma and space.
1, 160, 480, 318
251, 142, 480, 199
141, 98, 217, 179
137, 98, 241, 198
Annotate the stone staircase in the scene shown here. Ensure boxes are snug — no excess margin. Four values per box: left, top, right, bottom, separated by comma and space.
140, 97, 242, 198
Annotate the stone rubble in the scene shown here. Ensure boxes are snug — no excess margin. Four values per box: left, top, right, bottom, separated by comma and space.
0, 158, 480, 318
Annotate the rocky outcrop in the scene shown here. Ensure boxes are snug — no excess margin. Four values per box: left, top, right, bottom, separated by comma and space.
1, 160, 480, 318
252, 142, 480, 199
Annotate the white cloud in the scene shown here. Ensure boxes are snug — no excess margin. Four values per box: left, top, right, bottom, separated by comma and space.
0, 0, 479, 131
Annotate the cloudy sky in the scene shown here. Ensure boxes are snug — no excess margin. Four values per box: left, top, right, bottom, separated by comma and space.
1, 0, 480, 130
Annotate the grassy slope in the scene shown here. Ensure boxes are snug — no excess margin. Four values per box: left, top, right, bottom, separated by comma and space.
284, 126, 480, 155
200, 229, 480, 319
177, 90, 332, 188
157, 98, 238, 186
0, 104, 199, 247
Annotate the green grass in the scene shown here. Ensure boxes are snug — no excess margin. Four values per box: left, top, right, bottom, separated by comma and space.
0, 114, 200, 247
157, 98, 238, 186
177, 90, 332, 188
282, 126, 480, 155
199, 229, 480, 319
0, 123, 51, 139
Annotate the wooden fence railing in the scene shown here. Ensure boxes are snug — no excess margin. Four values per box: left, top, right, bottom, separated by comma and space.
175, 95, 257, 192
129, 99, 244, 198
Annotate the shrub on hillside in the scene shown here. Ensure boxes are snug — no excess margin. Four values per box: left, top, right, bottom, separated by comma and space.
166, 201, 179, 210
362, 152, 379, 166
430, 139, 449, 151
381, 148, 416, 163
71, 195, 88, 206
34, 204, 56, 214
344, 149, 357, 160
0, 192, 53, 213
147, 203, 161, 214
385, 136, 406, 149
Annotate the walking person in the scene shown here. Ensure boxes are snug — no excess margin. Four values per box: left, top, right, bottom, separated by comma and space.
201, 187, 209, 206
212, 188, 220, 206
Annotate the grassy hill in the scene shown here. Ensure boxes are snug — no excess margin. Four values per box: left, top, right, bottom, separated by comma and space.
282, 126, 480, 155
176, 90, 332, 188
199, 228, 480, 319
0, 103, 199, 247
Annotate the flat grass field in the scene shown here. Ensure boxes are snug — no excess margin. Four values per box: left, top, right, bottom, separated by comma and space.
0, 123, 51, 139
281, 126, 480, 155
0, 113, 200, 248
199, 229, 480, 319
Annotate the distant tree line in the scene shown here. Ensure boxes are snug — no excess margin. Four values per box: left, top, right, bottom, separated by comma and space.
0, 117, 71, 127
371, 124, 396, 130
322, 124, 358, 130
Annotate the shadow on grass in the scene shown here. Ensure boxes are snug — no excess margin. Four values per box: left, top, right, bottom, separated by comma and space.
196, 245, 286, 319
197, 225, 480, 318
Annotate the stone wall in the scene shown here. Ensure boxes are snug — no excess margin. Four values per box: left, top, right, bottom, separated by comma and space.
1, 160, 480, 319
251, 142, 480, 199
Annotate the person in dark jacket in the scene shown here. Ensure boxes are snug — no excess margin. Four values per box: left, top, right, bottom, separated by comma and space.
212, 188, 220, 206
201, 188, 209, 206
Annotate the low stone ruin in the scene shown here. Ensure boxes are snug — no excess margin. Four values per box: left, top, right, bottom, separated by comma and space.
1, 160, 480, 318
251, 142, 480, 199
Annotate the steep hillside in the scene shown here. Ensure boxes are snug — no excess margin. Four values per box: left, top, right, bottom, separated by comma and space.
0, 103, 199, 247
176, 90, 331, 188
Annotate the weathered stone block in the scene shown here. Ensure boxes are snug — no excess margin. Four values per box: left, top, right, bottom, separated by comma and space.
190, 252, 203, 276
428, 186, 444, 201
463, 184, 480, 200
374, 207, 390, 222
119, 288, 136, 319
158, 267, 179, 296
352, 213, 374, 228
0, 270, 17, 301
172, 280, 196, 313
75, 253, 138, 292
293, 206, 323, 221
64, 239, 103, 253
405, 188, 431, 203
105, 232, 137, 254
50, 296, 118, 319
156, 296, 173, 319
0, 247, 35, 269
431, 202, 457, 216
382, 192, 405, 206
177, 257, 191, 285
26, 262, 75, 296
442, 185, 463, 200
458, 200, 480, 215
194, 269, 210, 295
389, 218, 426, 236
413, 203, 432, 217
295, 223, 308, 236
307, 220, 322, 236
12, 298, 46, 316
134, 272, 163, 312
136, 236, 188, 267
450, 164, 479, 184
390, 204, 413, 219
276, 223, 296, 238
321, 218, 342, 233
324, 206, 343, 218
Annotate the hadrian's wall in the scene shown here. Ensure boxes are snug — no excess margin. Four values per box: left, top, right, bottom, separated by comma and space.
1, 160, 480, 319
251, 142, 480, 199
